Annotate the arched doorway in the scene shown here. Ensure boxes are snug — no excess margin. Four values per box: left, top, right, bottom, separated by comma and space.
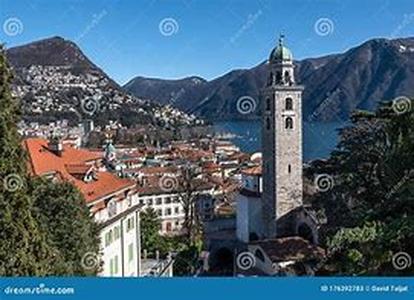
210, 248, 234, 276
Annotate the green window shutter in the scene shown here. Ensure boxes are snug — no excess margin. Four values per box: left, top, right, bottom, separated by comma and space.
114, 255, 119, 274
114, 226, 120, 240
110, 258, 114, 275
105, 233, 109, 247
108, 229, 113, 244
128, 243, 134, 262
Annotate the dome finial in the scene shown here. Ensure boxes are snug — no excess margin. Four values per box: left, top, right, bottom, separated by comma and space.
279, 33, 285, 46
269, 33, 292, 62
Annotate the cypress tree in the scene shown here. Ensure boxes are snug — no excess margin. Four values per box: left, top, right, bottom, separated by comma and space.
0, 46, 55, 275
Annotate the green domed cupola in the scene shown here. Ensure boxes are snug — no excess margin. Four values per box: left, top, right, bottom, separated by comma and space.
269, 34, 293, 62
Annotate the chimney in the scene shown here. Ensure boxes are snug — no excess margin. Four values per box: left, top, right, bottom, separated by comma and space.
48, 136, 63, 156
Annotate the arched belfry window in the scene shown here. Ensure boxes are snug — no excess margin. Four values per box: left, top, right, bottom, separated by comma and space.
285, 97, 293, 110
266, 117, 271, 130
266, 98, 271, 111
285, 117, 293, 129
275, 72, 282, 84
284, 71, 291, 85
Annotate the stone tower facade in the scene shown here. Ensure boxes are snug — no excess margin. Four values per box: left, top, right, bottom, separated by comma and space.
261, 36, 303, 238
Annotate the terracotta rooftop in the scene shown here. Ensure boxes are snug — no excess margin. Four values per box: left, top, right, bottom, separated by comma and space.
241, 165, 262, 176
24, 138, 135, 203
251, 237, 325, 263
65, 163, 93, 176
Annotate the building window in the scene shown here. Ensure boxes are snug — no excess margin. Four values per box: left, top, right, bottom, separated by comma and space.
173, 197, 180, 203
165, 197, 171, 204
275, 72, 282, 84
110, 258, 114, 275
114, 226, 120, 240
285, 97, 293, 110
128, 243, 134, 262
265, 98, 271, 111
110, 255, 119, 275
105, 230, 113, 247
266, 117, 271, 130
174, 207, 179, 214
127, 217, 135, 232
107, 200, 117, 218
156, 198, 162, 205
165, 208, 171, 216
284, 71, 291, 85
157, 209, 162, 216
147, 198, 153, 205
288, 164, 291, 174
285, 117, 293, 129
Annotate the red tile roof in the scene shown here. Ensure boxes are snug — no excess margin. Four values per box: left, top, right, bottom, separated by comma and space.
251, 237, 325, 262
241, 165, 262, 176
65, 163, 93, 176
24, 138, 135, 203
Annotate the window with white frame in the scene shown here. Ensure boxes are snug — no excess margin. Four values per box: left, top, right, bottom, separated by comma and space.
107, 199, 117, 218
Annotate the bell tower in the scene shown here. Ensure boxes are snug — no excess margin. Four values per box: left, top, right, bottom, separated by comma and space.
261, 35, 303, 238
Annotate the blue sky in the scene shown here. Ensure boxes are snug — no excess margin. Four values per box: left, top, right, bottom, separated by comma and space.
1, 0, 414, 84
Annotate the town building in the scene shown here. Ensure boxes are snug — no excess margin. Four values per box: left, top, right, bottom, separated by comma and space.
24, 137, 173, 277
234, 36, 323, 276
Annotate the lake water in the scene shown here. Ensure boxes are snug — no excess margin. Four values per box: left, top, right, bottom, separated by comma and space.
214, 120, 345, 162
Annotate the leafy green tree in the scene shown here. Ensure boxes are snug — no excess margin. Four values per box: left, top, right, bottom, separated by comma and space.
141, 207, 164, 255
0, 46, 55, 275
310, 101, 414, 275
0, 47, 100, 276
30, 178, 100, 275
172, 245, 200, 276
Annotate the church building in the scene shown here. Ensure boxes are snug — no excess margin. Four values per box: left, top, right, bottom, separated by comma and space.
235, 36, 323, 275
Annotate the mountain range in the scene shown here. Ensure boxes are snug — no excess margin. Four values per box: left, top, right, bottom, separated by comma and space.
6, 36, 199, 128
124, 37, 414, 122
6, 36, 414, 124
